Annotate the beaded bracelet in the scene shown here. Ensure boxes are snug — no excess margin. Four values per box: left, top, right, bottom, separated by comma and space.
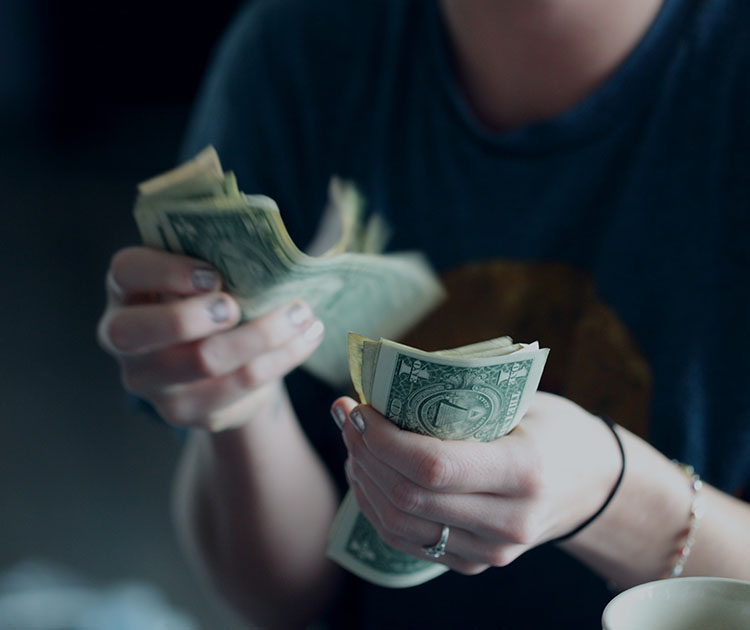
668, 462, 705, 578
548, 415, 625, 544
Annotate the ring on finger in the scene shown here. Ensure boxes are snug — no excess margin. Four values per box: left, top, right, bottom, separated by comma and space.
422, 524, 450, 559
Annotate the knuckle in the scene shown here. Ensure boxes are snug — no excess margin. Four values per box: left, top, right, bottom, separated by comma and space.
104, 312, 136, 353
155, 397, 197, 428
487, 547, 514, 567
96, 314, 114, 352
376, 503, 408, 540
203, 410, 230, 432
351, 482, 371, 517
347, 438, 364, 464
383, 509, 410, 539
453, 562, 489, 576
109, 248, 135, 282
189, 339, 224, 379
377, 524, 409, 549
154, 398, 186, 426
119, 367, 141, 395
269, 345, 300, 377
347, 458, 367, 486
516, 451, 545, 497
254, 314, 286, 348
282, 340, 308, 368
237, 360, 264, 389
345, 464, 357, 485
390, 479, 422, 514
413, 447, 455, 490
161, 307, 190, 341
504, 515, 538, 546
277, 335, 315, 372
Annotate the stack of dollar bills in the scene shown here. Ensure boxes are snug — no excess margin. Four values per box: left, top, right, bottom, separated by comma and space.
133, 147, 445, 387
326, 334, 549, 587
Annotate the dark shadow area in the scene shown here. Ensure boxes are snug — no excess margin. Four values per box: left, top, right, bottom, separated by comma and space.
1, 2, 249, 627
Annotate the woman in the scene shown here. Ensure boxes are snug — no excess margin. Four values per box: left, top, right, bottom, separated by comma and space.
98, 0, 750, 627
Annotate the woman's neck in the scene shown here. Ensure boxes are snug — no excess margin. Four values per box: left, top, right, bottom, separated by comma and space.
439, 0, 664, 131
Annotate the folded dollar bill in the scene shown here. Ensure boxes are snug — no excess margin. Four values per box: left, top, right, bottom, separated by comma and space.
133, 147, 445, 387
327, 333, 549, 587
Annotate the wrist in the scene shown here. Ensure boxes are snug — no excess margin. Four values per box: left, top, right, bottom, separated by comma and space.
664, 462, 705, 578
558, 428, 697, 588
548, 415, 625, 545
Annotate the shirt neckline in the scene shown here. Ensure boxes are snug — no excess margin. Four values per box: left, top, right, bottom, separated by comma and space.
427, 0, 698, 156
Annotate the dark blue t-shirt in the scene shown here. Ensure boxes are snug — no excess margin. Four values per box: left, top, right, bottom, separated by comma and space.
183, 0, 749, 626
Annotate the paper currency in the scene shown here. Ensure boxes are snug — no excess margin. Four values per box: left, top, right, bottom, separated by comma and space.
132, 147, 445, 387
327, 334, 549, 588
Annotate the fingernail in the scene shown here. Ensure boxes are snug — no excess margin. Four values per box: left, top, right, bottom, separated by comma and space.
330, 404, 346, 430
303, 319, 324, 343
287, 302, 311, 327
208, 297, 230, 323
350, 409, 365, 434
192, 268, 220, 291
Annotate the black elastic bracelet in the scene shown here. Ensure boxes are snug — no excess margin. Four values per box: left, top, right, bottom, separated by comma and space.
548, 414, 626, 544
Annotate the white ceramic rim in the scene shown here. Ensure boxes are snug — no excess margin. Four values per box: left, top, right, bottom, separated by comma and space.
602, 576, 750, 628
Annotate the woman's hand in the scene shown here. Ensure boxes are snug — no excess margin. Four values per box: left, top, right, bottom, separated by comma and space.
332, 392, 622, 575
98, 246, 324, 431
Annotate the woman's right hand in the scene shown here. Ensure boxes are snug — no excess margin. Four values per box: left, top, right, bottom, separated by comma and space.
97, 246, 324, 431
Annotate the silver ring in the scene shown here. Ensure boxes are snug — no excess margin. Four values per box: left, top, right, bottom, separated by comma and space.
421, 524, 450, 559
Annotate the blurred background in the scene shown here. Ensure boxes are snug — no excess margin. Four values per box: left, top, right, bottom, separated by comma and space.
1, 1, 252, 627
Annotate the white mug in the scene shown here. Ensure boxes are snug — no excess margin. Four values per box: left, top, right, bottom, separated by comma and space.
602, 577, 750, 630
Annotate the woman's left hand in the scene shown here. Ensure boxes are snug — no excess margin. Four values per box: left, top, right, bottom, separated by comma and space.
331, 391, 622, 575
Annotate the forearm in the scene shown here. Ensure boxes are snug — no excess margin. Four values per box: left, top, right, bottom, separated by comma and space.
560, 426, 750, 588
172, 382, 342, 629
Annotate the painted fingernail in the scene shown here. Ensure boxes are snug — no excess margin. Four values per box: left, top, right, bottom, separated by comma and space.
330, 404, 346, 430
208, 297, 230, 323
287, 302, 311, 327
303, 319, 324, 343
350, 409, 365, 435
192, 268, 220, 291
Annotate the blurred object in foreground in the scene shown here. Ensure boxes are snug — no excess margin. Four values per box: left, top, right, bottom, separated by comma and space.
0, 560, 198, 630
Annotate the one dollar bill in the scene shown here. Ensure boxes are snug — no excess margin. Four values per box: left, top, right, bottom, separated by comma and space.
132, 147, 445, 387
327, 333, 549, 588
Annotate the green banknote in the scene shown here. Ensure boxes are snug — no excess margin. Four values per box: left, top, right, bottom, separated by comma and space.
326, 334, 549, 588
132, 147, 445, 387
